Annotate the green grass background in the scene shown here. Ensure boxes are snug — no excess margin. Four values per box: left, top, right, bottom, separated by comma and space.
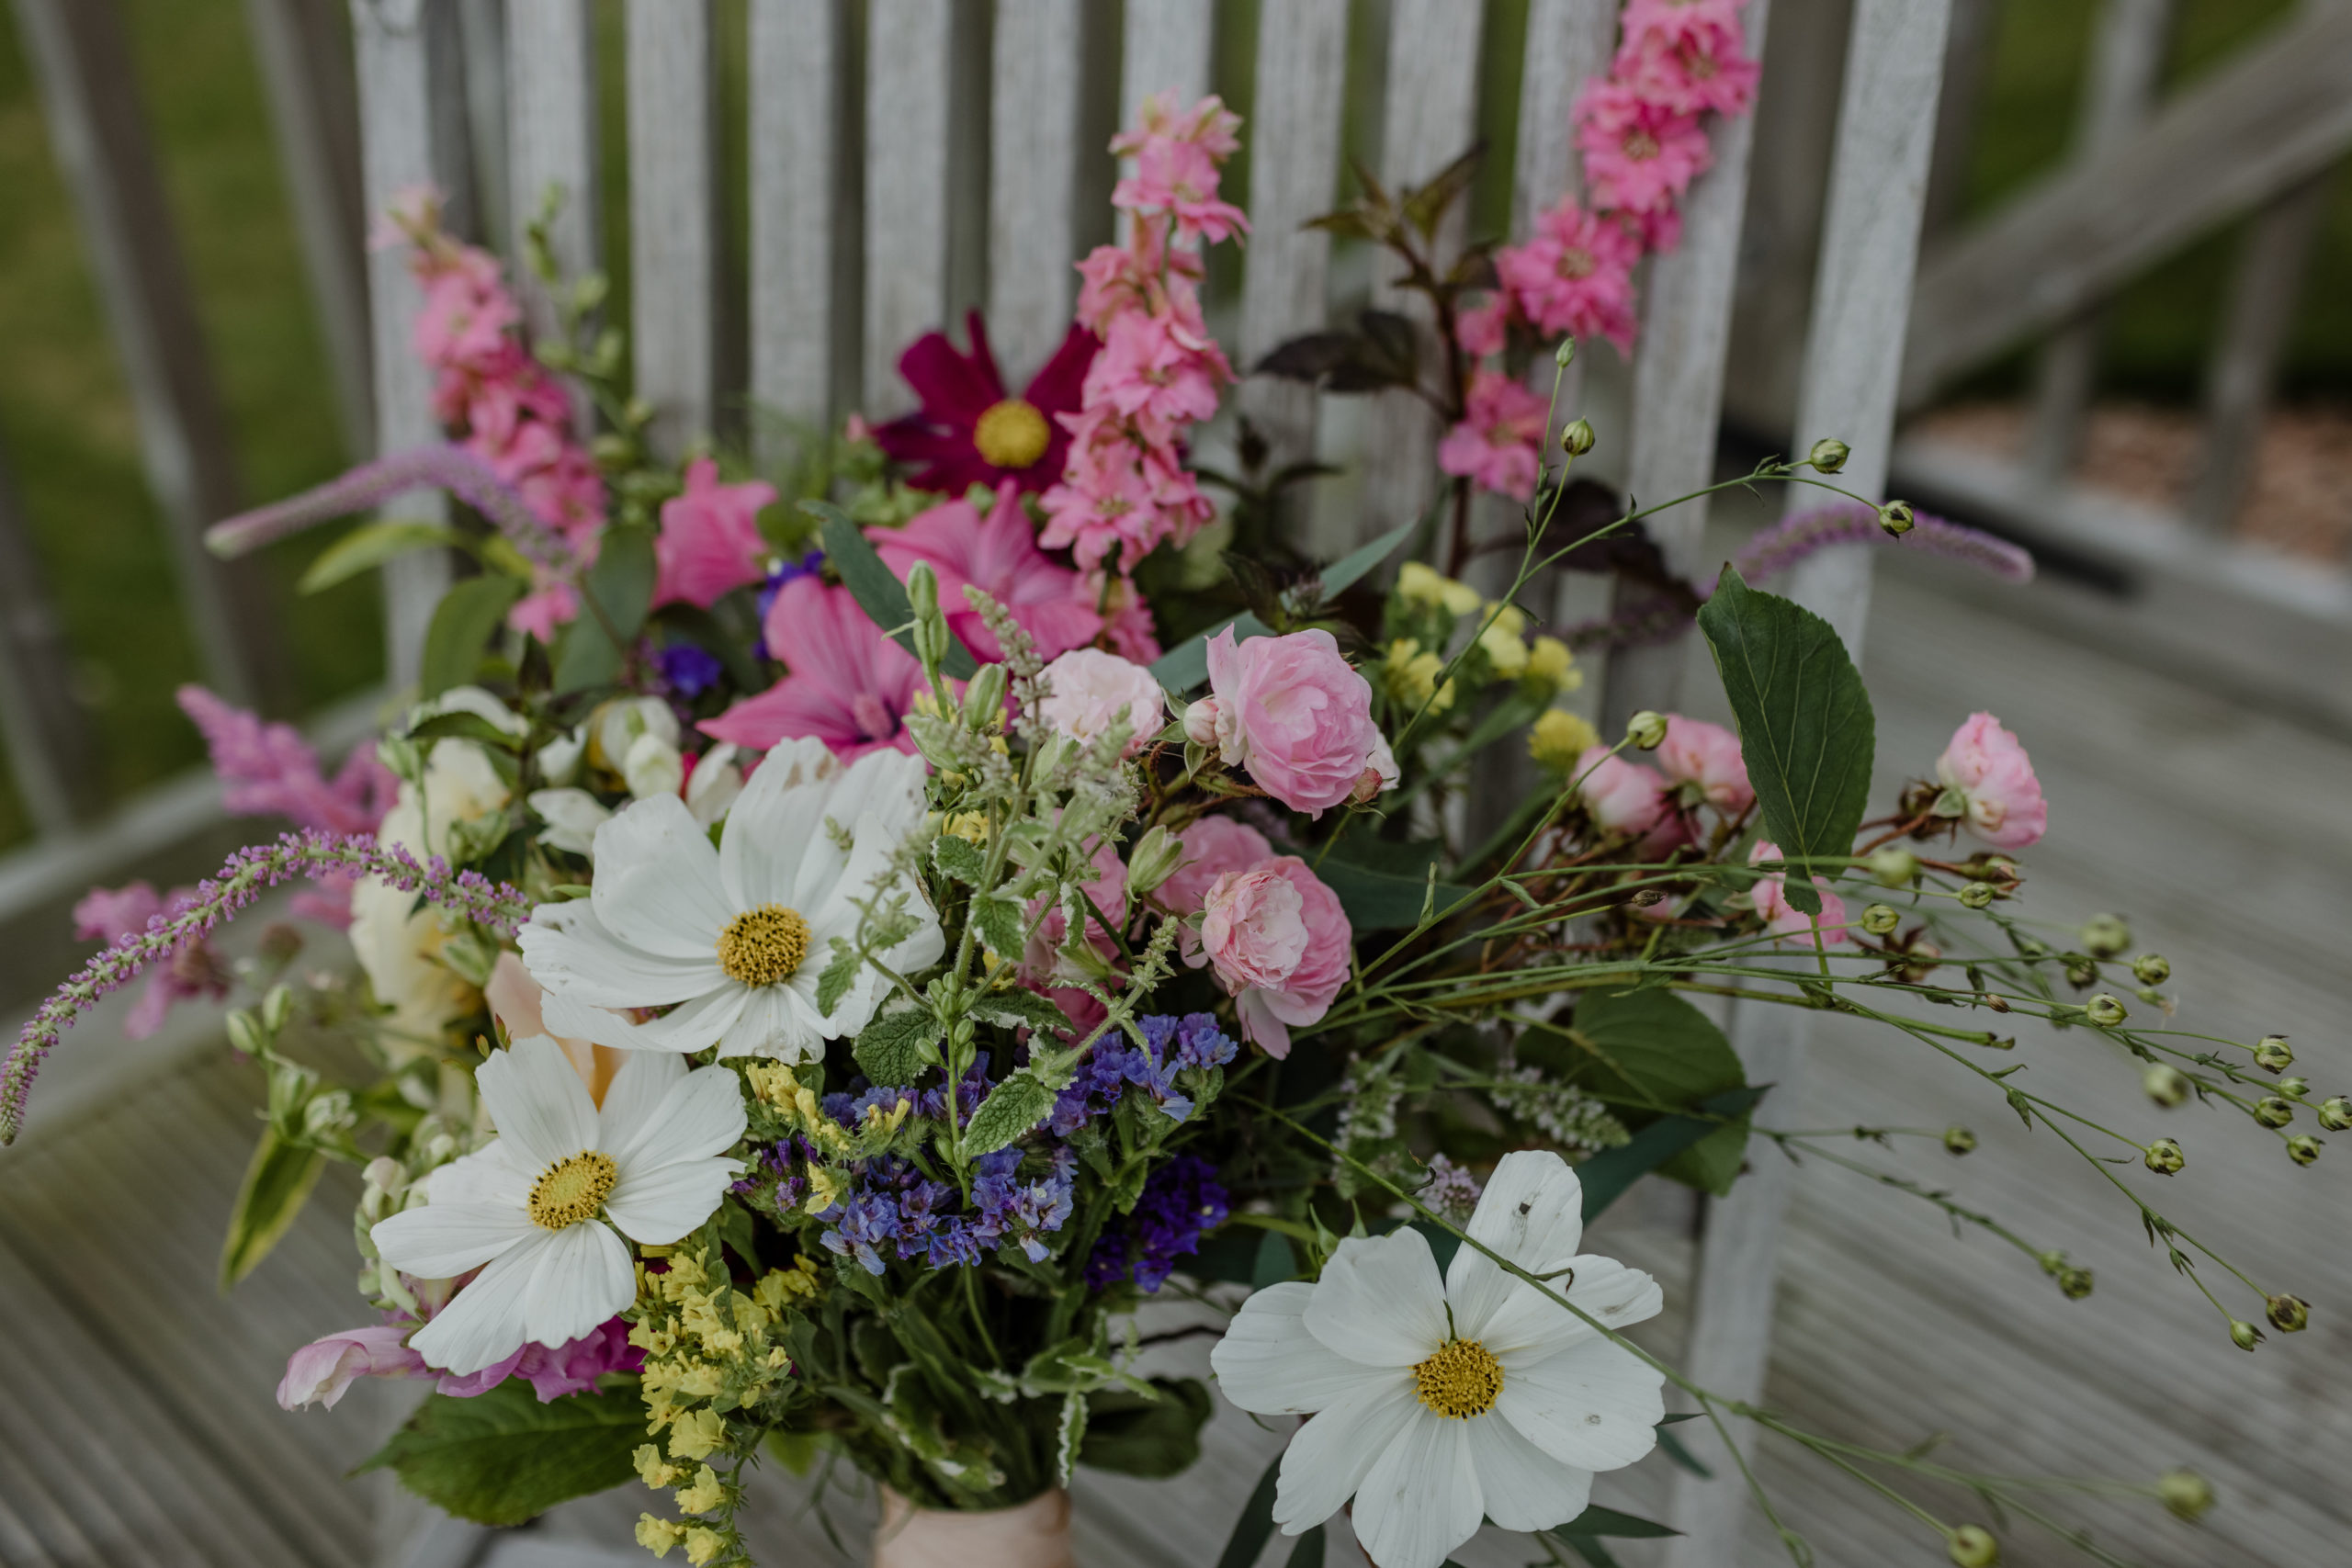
0, 0, 2346, 852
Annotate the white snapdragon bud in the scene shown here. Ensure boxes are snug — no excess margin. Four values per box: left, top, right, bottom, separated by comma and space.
624, 731, 685, 801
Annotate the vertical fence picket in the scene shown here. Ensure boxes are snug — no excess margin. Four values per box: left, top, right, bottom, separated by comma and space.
0, 446, 96, 836
503, 0, 600, 372
1923, 0, 1996, 237
627, 0, 719, 460
988, 0, 1085, 382
863, 0, 954, 419
1120, 0, 1213, 128
13, 0, 287, 712
1663, 3, 1953, 1560
1512, 0, 1618, 424
750, 0, 844, 450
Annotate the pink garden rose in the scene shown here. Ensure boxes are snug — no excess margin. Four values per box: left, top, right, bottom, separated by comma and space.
652, 457, 776, 609
1936, 712, 2047, 850
1204, 627, 1386, 817
1156, 813, 1274, 917
1574, 748, 1671, 836
1037, 649, 1165, 756
1657, 715, 1753, 814
1195, 856, 1351, 1057
1748, 840, 1849, 947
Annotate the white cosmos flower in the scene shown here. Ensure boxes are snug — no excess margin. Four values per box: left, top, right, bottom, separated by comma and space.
370, 1034, 745, 1375
1208, 1151, 1665, 1568
518, 738, 944, 1061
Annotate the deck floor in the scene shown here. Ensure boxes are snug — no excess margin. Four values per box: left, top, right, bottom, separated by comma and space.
5, 554, 2346, 1568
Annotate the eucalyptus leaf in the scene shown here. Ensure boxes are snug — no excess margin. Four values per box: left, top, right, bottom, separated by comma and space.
357, 1378, 643, 1527
806, 500, 980, 679
420, 574, 524, 699
219, 1128, 325, 1289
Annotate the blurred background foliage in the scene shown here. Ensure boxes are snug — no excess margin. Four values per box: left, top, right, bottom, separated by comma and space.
0, 0, 2346, 853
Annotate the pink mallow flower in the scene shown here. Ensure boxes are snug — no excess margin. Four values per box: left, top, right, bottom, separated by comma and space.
1204, 627, 1386, 818
1437, 370, 1551, 502
702, 577, 927, 760
1935, 713, 2047, 850
1748, 840, 1849, 947
1037, 649, 1165, 756
871, 481, 1101, 662
74, 882, 228, 1038
652, 457, 776, 609
1195, 857, 1351, 1058
1656, 715, 1753, 815
1575, 80, 1713, 217
1494, 199, 1644, 354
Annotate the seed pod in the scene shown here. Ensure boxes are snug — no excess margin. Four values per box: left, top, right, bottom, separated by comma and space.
1943, 1126, 1977, 1156
2285, 1134, 2322, 1167
2084, 993, 2127, 1027
2317, 1097, 2350, 1132
2057, 1267, 2095, 1300
2252, 1034, 2293, 1073
2254, 1097, 2295, 1129
1626, 710, 1668, 750
2229, 1319, 2262, 1351
1877, 499, 1915, 537
1860, 903, 1901, 935
1808, 437, 1850, 474
1959, 881, 1996, 909
2143, 1138, 2185, 1175
2079, 912, 2131, 958
2266, 1293, 2310, 1333
2131, 953, 2171, 986
1869, 848, 1919, 887
1559, 417, 1597, 456
1947, 1524, 2000, 1566
2158, 1469, 2214, 1521
2143, 1065, 2190, 1108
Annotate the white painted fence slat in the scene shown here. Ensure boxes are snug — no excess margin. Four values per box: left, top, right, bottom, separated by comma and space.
626, 0, 719, 460
1120, 0, 1214, 129
1663, 4, 1952, 1560
863, 0, 954, 419
750, 0, 844, 447
988, 0, 1085, 381
503, 0, 601, 361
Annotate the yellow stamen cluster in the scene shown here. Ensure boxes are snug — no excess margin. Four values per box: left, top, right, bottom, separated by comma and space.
1531, 709, 1600, 773
1413, 1337, 1505, 1419
527, 1150, 617, 1230
973, 398, 1052, 469
716, 904, 810, 987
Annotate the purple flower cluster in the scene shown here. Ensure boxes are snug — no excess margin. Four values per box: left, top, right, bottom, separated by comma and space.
818, 1147, 1078, 1275
656, 642, 726, 698
1086, 1155, 1230, 1292
1050, 1013, 1236, 1136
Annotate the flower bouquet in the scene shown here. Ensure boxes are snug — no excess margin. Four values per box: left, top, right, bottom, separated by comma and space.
7, 17, 2319, 1568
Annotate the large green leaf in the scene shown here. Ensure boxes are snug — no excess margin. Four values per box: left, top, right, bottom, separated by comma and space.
299, 520, 466, 594
963, 1073, 1056, 1155
358, 1378, 643, 1526
554, 526, 656, 693
1575, 1088, 1764, 1220
1694, 567, 1875, 915
853, 997, 943, 1086
1318, 513, 1420, 598
419, 574, 524, 699
1555, 985, 1753, 1197
219, 1127, 325, 1289
806, 500, 979, 679
1078, 1377, 1213, 1478
1216, 1454, 1283, 1568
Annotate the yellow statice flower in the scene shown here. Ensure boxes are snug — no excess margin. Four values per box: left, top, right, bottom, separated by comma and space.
635, 1444, 682, 1489
637, 1516, 686, 1557
1527, 636, 1581, 694
674, 1464, 727, 1515
1531, 709, 1600, 772
668, 1408, 727, 1462
1397, 560, 1483, 617
754, 1256, 822, 1312
1478, 604, 1530, 679
1383, 639, 1456, 716
942, 810, 989, 843
684, 1528, 727, 1566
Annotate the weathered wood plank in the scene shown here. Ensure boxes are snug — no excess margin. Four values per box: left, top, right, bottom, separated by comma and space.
1900, 3, 2352, 408
987, 0, 1084, 381
503, 0, 600, 364
1920, 0, 1996, 237
749, 0, 844, 446
626, 0, 719, 460
1120, 0, 1213, 129
0, 446, 97, 838
12, 0, 287, 713
863, 0, 954, 419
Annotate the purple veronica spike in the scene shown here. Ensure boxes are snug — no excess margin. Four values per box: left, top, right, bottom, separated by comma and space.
1727, 503, 2033, 590
204, 445, 581, 576
2, 829, 533, 1145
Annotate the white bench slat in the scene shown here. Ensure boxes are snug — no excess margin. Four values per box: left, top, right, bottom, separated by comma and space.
626, 0, 718, 461
0, 450, 96, 836
863, 0, 955, 419
987, 0, 1085, 382
750, 0, 843, 444
503, 0, 602, 365
1120, 0, 1213, 130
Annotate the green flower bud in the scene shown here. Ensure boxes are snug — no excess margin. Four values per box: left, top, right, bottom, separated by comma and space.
2266, 1293, 2310, 1333
2278, 1076, 2309, 1100
261, 983, 294, 1034
2254, 1097, 2295, 1129
1877, 499, 1915, 537
2057, 1266, 2096, 1300
2131, 953, 2170, 986
1807, 436, 1850, 474
2252, 1034, 2293, 1073
2317, 1097, 2351, 1132
1626, 710, 1668, 750
1125, 824, 1184, 897
2064, 958, 2099, 988
1554, 337, 1577, 369
906, 560, 940, 620
1860, 903, 1902, 936
2229, 1319, 2262, 1351
1943, 1126, 1977, 1156
2079, 912, 2131, 958
962, 662, 1009, 728
2157, 1469, 2214, 1521
2143, 1138, 2185, 1175
2286, 1134, 2322, 1167
1560, 416, 1597, 456
2143, 1065, 2190, 1109
1947, 1524, 2000, 1566
1958, 881, 1996, 909
224, 1009, 266, 1057
1869, 848, 1919, 887
2084, 993, 2127, 1027
1031, 732, 1077, 778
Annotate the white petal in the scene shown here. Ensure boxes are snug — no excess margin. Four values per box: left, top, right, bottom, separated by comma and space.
419, 1142, 532, 1210
1303, 1231, 1451, 1369
1494, 1336, 1665, 1473
718, 738, 836, 909
1210, 1282, 1388, 1416
1447, 1149, 1585, 1340
371, 1201, 534, 1278
1270, 1377, 1419, 1534
1480, 1257, 1665, 1363
1350, 1407, 1484, 1568
594, 1049, 687, 1157
1464, 1414, 1595, 1533
519, 1219, 634, 1348
543, 983, 752, 1056
607, 1063, 749, 1173
478, 1035, 601, 1168
605, 1156, 744, 1245
520, 897, 727, 1009
587, 793, 736, 958
722, 983, 825, 1062
407, 1236, 544, 1373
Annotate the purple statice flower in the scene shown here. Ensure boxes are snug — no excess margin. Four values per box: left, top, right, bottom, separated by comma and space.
912, 1052, 991, 1120
820, 1189, 900, 1275
657, 642, 725, 698
1088, 1156, 1229, 1293
751, 550, 826, 660
971, 1146, 1077, 1262
1170, 1013, 1238, 1070
922, 1221, 983, 1269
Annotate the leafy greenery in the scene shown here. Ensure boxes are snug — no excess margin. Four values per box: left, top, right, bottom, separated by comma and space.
218, 1127, 324, 1288
358, 1378, 646, 1527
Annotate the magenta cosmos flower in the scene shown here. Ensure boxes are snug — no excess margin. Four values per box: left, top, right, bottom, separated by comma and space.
869, 481, 1101, 661
701, 576, 925, 760
875, 310, 1097, 495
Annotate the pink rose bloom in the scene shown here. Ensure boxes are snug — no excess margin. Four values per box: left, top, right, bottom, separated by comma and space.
1204, 626, 1385, 817
1157, 813, 1274, 917
1656, 715, 1753, 814
1196, 856, 1351, 1058
1038, 649, 1165, 755
277, 1323, 424, 1410
871, 481, 1101, 661
1575, 80, 1713, 216
653, 457, 776, 609
1936, 712, 2047, 849
1573, 749, 1671, 836
1748, 840, 1849, 947
1495, 199, 1643, 354
1437, 369, 1550, 502
702, 577, 926, 760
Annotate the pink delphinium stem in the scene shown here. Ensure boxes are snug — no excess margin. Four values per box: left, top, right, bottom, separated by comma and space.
2, 831, 532, 1145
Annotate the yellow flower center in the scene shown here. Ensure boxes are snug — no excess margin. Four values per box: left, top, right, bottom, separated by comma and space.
717, 904, 811, 987
973, 398, 1051, 469
1413, 1337, 1504, 1419
528, 1149, 618, 1230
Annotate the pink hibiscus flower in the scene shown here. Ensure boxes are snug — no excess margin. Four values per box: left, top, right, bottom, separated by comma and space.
701, 576, 927, 760
653, 457, 777, 610
869, 481, 1102, 662
1437, 370, 1552, 502
874, 311, 1097, 495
